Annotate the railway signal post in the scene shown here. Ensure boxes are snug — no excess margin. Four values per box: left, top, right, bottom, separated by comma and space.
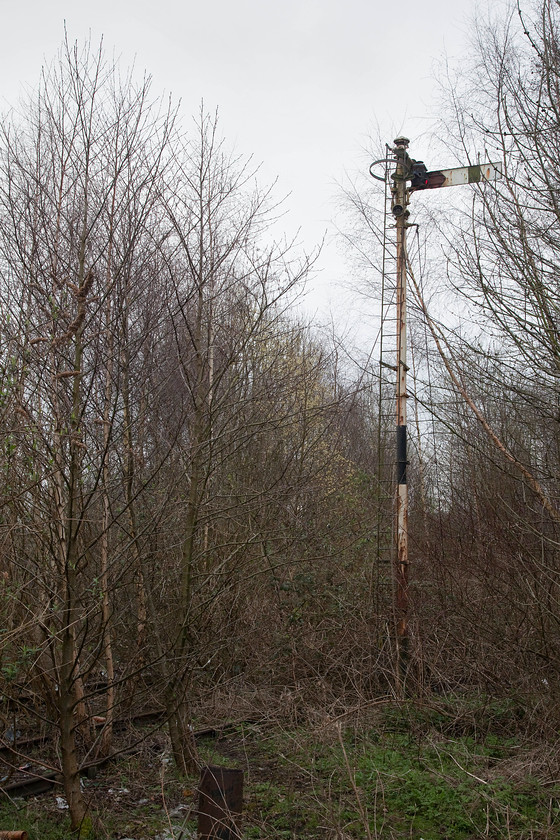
391, 137, 411, 693
375, 140, 502, 693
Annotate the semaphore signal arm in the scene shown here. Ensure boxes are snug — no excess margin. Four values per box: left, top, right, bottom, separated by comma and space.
408, 160, 502, 191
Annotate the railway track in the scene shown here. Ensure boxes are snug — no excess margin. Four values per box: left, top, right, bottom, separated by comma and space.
0, 714, 252, 802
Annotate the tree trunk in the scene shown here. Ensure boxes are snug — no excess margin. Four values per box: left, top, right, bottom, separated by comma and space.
59, 622, 87, 832
167, 690, 198, 777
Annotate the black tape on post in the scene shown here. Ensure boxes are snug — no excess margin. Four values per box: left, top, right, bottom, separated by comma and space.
198, 765, 243, 840
397, 424, 407, 485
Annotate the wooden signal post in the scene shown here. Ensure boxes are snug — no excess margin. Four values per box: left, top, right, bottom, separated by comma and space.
391, 137, 411, 692
375, 140, 502, 693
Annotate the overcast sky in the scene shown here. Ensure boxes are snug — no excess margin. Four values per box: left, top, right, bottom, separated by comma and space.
0, 0, 477, 321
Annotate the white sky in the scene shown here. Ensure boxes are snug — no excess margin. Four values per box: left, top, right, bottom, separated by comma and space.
0, 0, 475, 323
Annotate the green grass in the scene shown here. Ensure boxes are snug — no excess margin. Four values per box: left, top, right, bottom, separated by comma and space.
0, 799, 71, 839
233, 704, 560, 840
1, 702, 559, 839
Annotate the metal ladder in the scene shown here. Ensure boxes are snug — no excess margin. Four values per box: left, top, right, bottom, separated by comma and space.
372, 146, 398, 636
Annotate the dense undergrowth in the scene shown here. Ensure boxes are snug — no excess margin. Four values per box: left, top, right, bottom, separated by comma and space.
1, 697, 559, 839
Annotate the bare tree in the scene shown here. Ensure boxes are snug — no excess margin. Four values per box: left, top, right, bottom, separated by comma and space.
0, 37, 176, 831
407, 0, 560, 698
141, 110, 324, 773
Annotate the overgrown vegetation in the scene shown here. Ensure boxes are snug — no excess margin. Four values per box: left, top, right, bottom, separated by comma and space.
2, 702, 559, 839
2, 0, 560, 836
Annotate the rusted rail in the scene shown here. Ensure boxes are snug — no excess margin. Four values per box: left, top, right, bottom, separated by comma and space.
0, 718, 253, 802
0, 708, 166, 760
